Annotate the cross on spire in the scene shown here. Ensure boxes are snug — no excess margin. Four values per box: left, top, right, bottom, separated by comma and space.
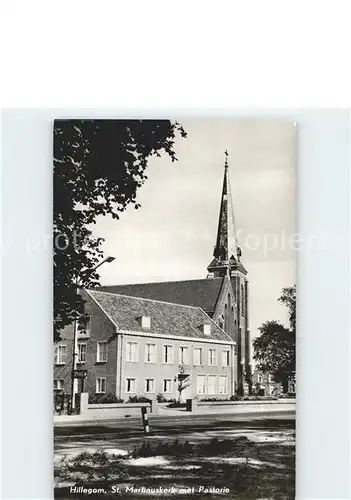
224, 150, 229, 169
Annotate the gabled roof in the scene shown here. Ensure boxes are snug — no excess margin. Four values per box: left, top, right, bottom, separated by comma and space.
97, 278, 224, 313
87, 290, 233, 343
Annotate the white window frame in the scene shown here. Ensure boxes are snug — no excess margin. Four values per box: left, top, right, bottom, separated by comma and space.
54, 379, 64, 391
197, 374, 207, 395
145, 343, 157, 363
179, 346, 189, 365
54, 345, 67, 365
96, 377, 106, 394
257, 374, 262, 383
218, 375, 228, 395
126, 341, 139, 362
163, 379, 172, 393
222, 349, 230, 367
208, 375, 217, 395
163, 344, 174, 364
141, 316, 151, 329
193, 347, 204, 366
145, 378, 155, 393
96, 341, 108, 362
126, 378, 137, 393
77, 342, 87, 363
268, 374, 273, 383
208, 348, 218, 366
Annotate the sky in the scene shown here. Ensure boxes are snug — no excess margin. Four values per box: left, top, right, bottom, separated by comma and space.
93, 119, 296, 339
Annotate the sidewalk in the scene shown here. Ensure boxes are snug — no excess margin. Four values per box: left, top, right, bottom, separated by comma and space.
54, 400, 295, 426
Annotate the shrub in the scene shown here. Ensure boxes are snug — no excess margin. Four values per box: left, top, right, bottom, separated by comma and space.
200, 397, 231, 402
230, 394, 243, 401
128, 395, 152, 404
89, 393, 123, 404
167, 401, 186, 408
156, 393, 166, 403
156, 393, 176, 403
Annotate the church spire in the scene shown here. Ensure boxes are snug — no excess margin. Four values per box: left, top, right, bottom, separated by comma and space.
207, 152, 247, 277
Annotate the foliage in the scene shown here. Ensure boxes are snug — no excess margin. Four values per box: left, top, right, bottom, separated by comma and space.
199, 395, 278, 402
88, 393, 123, 404
167, 401, 187, 408
54, 119, 186, 340
253, 285, 296, 388
128, 395, 152, 404
156, 393, 176, 403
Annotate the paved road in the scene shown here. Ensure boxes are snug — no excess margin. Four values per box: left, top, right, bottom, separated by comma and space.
54, 410, 295, 459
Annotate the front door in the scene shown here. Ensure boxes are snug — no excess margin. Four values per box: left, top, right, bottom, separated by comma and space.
178, 374, 191, 402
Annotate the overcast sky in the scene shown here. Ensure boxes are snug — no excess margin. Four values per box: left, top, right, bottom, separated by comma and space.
93, 119, 296, 339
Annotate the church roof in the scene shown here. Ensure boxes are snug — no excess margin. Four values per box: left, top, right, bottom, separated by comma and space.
97, 278, 224, 314
87, 290, 233, 342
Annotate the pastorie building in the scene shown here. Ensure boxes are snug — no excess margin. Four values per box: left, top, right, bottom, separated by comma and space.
54, 158, 252, 400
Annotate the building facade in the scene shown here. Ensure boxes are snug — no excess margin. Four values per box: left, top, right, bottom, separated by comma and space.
54, 290, 235, 401
252, 370, 296, 396
54, 156, 252, 399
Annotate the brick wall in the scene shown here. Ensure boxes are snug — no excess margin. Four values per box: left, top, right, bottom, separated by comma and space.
53, 290, 117, 396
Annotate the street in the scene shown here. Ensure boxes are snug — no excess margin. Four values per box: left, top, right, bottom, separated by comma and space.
55, 410, 295, 459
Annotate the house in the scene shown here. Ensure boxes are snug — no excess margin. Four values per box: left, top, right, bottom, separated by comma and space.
54, 155, 253, 400
252, 370, 296, 396
54, 290, 235, 401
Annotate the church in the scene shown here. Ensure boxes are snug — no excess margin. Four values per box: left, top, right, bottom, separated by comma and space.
54, 155, 252, 401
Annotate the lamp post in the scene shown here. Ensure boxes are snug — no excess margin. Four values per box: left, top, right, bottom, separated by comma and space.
71, 256, 115, 410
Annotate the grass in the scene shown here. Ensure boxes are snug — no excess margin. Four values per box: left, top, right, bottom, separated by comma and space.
54, 434, 295, 499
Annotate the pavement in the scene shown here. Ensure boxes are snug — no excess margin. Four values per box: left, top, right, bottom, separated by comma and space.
54, 409, 295, 460
54, 401, 296, 425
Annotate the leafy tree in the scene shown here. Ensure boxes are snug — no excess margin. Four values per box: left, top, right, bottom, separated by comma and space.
54, 119, 186, 341
253, 286, 296, 390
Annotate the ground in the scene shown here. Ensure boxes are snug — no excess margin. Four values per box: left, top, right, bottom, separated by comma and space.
54, 411, 295, 499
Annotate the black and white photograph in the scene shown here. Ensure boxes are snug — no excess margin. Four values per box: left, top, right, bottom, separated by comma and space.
53, 119, 296, 499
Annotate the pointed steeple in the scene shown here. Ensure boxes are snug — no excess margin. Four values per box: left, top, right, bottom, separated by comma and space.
207, 152, 247, 277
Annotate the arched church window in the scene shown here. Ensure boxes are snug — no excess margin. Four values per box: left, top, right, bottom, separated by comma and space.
224, 303, 228, 333
241, 284, 245, 316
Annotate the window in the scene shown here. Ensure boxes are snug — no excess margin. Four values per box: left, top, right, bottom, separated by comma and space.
78, 343, 87, 363
141, 316, 151, 329
126, 378, 136, 393
145, 379, 154, 393
179, 346, 189, 365
222, 350, 230, 367
257, 374, 262, 383
97, 341, 108, 362
126, 341, 138, 362
268, 374, 273, 383
197, 375, 206, 394
145, 343, 157, 363
219, 375, 228, 395
54, 379, 64, 391
78, 315, 91, 337
203, 324, 211, 336
208, 349, 217, 366
163, 345, 174, 364
96, 378, 106, 393
193, 347, 204, 366
163, 379, 172, 393
208, 375, 217, 395
54, 345, 67, 364
218, 315, 224, 329
241, 284, 245, 315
